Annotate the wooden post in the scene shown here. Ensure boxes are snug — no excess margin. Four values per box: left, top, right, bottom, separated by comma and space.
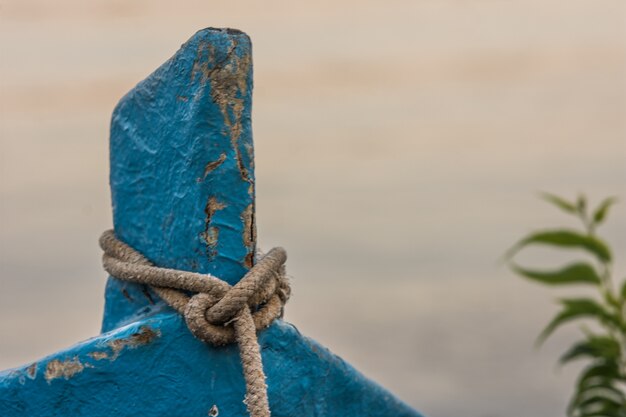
0, 29, 423, 417
102, 28, 257, 332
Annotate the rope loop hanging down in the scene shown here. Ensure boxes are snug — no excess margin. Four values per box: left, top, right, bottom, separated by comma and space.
99, 229, 290, 417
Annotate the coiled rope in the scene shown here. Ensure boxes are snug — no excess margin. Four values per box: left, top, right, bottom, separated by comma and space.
99, 230, 290, 417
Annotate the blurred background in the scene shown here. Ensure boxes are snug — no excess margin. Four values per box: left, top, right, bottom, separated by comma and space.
1, 1, 625, 416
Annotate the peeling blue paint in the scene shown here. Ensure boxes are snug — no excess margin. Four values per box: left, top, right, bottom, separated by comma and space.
1, 315, 420, 416
0, 28, 423, 417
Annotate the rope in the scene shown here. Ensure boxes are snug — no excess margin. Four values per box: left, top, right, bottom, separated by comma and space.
99, 229, 290, 417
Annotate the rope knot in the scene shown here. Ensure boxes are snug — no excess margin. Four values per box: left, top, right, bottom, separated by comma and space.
184, 248, 290, 346
99, 229, 290, 417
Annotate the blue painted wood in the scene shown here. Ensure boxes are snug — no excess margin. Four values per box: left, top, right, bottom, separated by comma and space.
0, 28, 424, 417
103, 27, 256, 333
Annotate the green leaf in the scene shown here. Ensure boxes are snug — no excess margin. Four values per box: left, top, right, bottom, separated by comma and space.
593, 197, 618, 225
569, 384, 626, 415
538, 299, 620, 344
573, 398, 625, 417
603, 291, 621, 311
540, 192, 578, 214
577, 361, 622, 392
511, 262, 601, 286
577, 403, 626, 417
508, 229, 612, 262
621, 280, 626, 301
560, 337, 620, 365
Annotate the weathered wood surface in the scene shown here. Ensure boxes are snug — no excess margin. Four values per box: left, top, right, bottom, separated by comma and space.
0, 28, 422, 417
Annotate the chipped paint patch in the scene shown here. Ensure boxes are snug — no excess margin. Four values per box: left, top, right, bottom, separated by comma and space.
45, 358, 85, 382
108, 326, 160, 360
121, 287, 134, 302
142, 285, 156, 305
88, 351, 110, 361
203, 153, 227, 179
202, 197, 226, 259
41, 327, 158, 382
204, 38, 253, 185
190, 33, 255, 272
15, 362, 38, 384
191, 42, 216, 85
241, 203, 256, 268
26, 363, 37, 379
244, 143, 255, 170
